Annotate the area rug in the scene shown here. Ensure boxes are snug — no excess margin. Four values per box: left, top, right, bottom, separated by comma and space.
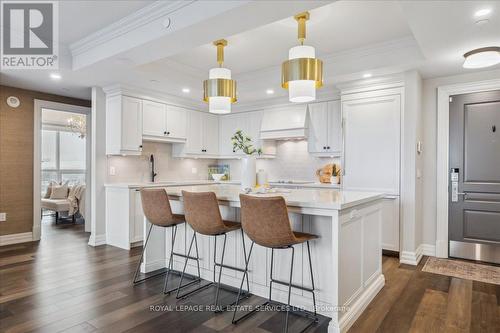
422, 257, 500, 285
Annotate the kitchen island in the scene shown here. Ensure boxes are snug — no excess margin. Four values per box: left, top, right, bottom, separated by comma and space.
138, 184, 384, 333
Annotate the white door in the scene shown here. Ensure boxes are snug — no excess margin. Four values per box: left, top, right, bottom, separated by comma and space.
185, 111, 203, 154
121, 96, 143, 151
142, 100, 166, 137
342, 94, 401, 195
166, 105, 187, 139
308, 102, 329, 153
203, 113, 219, 155
327, 100, 342, 154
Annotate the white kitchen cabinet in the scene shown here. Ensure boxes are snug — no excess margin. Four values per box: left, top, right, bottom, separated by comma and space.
142, 100, 187, 142
106, 95, 143, 155
219, 114, 239, 156
142, 100, 166, 137
166, 105, 187, 140
342, 90, 402, 252
105, 188, 144, 250
342, 94, 401, 195
381, 196, 400, 252
173, 110, 219, 157
308, 100, 342, 155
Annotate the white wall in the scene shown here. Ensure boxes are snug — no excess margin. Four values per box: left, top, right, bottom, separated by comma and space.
89, 87, 107, 246
422, 69, 500, 247
106, 142, 217, 183
221, 140, 339, 182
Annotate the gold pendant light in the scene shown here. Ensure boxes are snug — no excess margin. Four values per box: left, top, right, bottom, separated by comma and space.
203, 39, 237, 114
281, 12, 323, 103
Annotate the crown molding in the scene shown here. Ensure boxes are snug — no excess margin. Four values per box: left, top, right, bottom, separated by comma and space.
102, 83, 206, 111
70, 1, 194, 56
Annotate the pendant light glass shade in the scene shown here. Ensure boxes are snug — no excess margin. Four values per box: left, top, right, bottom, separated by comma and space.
203, 40, 236, 114
208, 68, 232, 114
281, 12, 323, 103
288, 45, 316, 102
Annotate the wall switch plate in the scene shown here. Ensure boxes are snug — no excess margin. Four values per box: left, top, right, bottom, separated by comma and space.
109, 166, 116, 176
191, 167, 198, 174
0, 213, 6, 222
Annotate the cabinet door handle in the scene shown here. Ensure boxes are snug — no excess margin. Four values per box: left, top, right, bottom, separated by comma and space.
323, 146, 326, 150
163, 131, 167, 135
139, 145, 143, 148
167, 131, 170, 135
327, 146, 330, 150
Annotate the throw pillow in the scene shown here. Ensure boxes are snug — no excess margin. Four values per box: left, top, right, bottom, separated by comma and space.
44, 181, 58, 199
50, 183, 69, 199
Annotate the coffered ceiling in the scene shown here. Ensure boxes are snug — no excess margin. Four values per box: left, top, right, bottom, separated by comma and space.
1, 0, 499, 105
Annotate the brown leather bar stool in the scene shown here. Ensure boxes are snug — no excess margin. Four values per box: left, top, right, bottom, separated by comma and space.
134, 189, 202, 294
177, 191, 250, 312
233, 194, 319, 333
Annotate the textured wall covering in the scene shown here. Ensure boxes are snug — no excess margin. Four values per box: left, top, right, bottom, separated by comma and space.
0, 85, 90, 236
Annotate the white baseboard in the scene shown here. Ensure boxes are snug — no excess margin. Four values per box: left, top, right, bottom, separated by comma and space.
421, 244, 436, 257
0, 232, 34, 246
335, 274, 385, 333
400, 243, 436, 265
88, 233, 106, 247
435, 240, 448, 258
400, 244, 423, 265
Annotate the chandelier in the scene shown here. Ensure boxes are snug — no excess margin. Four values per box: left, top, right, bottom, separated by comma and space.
67, 115, 86, 139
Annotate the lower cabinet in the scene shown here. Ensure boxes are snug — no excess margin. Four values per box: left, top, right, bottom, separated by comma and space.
381, 196, 400, 252
105, 188, 144, 250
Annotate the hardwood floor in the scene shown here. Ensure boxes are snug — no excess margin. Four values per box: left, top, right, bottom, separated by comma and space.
1, 220, 499, 333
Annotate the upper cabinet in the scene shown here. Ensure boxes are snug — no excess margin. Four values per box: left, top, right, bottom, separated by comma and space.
106, 95, 143, 155
342, 93, 401, 195
308, 100, 342, 156
142, 100, 187, 142
173, 110, 219, 157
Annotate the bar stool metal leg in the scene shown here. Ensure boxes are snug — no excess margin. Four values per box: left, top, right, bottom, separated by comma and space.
232, 241, 255, 324
306, 241, 317, 316
133, 224, 166, 284
214, 234, 227, 310
284, 246, 295, 333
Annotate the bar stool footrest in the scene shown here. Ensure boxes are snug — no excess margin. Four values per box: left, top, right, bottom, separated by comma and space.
270, 278, 314, 293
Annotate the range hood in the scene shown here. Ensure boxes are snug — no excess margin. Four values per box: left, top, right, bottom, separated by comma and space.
260, 104, 308, 140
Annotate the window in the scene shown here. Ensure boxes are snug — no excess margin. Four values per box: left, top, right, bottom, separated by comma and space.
41, 126, 86, 196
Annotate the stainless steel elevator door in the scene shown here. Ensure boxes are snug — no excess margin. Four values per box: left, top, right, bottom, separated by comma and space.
449, 90, 500, 264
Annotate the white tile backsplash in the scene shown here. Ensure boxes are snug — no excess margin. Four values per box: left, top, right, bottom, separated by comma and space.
106, 142, 216, 183
107, 140, 339, 184
221, 140, 340, 182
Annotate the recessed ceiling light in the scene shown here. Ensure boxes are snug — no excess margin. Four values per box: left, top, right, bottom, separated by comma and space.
182, 88, 190, 93
266, 89, 274, 95
363, 73, 372, 78
474, 8, 491, 17
463, 47, 500, 69
50, 73, 61, 80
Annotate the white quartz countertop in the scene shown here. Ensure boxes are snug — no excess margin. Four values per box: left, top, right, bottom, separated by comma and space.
104, 180, 238, 189
163, 184, 384, 211
104, 180, 341, 189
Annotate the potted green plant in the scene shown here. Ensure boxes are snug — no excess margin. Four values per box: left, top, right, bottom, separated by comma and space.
231, 130, 262, 189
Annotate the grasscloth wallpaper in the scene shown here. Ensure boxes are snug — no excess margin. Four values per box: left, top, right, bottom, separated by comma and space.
0, 85, 90, 236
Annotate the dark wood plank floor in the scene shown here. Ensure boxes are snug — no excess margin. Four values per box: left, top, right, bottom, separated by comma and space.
1, 220, 499, 333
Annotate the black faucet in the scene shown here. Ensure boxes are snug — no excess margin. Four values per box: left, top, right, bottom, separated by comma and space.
150, 154, 157, 182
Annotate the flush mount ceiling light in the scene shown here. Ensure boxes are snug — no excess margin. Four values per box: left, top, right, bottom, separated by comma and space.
281, 12, 323, 103
50, 73, 61, 80
463, 47, 500, 69
474, 8, 491, 17
203, 39, 236, 114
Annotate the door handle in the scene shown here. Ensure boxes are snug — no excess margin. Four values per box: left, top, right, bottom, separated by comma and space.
457, 192, 467, 197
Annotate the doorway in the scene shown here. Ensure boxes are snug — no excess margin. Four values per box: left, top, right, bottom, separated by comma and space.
33, 100, 91, 241
448, 90, 500, 264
